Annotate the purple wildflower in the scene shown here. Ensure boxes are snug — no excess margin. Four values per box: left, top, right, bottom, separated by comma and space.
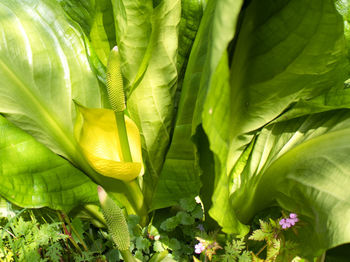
194, 242, 205, 254
289, 213, 297, 219
279, 213, 299, 229
287, 213, 299, 225
279, 218, 291, 229
197, 224, 205, 232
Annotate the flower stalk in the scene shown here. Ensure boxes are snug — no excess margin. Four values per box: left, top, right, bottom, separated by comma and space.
106, 46, 133, 163
106, 46, 148, 224
114, 111, 133, 162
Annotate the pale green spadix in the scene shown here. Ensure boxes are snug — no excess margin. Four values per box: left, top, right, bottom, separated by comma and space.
106, 46, 126, 112
107, 46, 133, 163
98, 186, 130, 250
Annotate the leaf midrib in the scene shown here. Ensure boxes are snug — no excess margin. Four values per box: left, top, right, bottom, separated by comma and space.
0, 58, 77, 161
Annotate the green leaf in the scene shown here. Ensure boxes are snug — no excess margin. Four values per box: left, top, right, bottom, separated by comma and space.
205, 0, 348, 234
177, 0, 203, 77
114, 0, 181, 204
168, 238, 181, 251
113, 0, 153, 90
46, 242, 64, 262
0, 0, 108, 175
0, 0, 141, 213
151, 0, 245, 211
135, 237, 151, 253
160, 217, 179, 232
58, 0, 116, 65
336, 0, 350, 61
0, 115, 98, 212
179, 198, 197, 212
153, 241, 165, 253
0, 0, 140, 216
248, 230, 266, 242
175, 211, 195, 226
266, 239, 280, 261
70, 218, 85, 244
231, 109, 350, 257
57, 0, 117, 86
273, 88, 350, 123
191, 205, 204, 219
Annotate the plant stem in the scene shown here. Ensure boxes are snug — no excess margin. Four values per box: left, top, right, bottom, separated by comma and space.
114, 110, 148, 224
120, 249, 137, 262
83, 204, 106, 227
57, 211, 82, 254
123, 179, 148, 226
315, 253, 326, 262
62, 212, 88, 251
114, 111, 132, 162
256, 243, 267, 257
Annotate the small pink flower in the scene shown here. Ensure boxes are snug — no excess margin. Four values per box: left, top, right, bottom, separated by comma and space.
289, 213, 297, 219
286, 218, 296, 226
195, 242, 205, 254
279, 213, 299, 229
279, 218, 291, 229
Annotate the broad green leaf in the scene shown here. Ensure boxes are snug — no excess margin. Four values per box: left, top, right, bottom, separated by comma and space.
0, 115, 98, 212
114, 0, 181, 204
229, 109, 350, 257
175, 0, 204, 108
57, 0, 117, 86
0, 0, 139, 215
151, 0, 244, 210
177, 0, 203, 77
274, 88, 350, 122
204, 0, 348, 233
112, 0, 153, 90
336, 0, 350, 61
57, 0, 116, 66
0, 0, 106, 166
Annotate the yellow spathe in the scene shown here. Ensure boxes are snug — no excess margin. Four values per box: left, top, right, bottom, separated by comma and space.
74, 104, 144, 181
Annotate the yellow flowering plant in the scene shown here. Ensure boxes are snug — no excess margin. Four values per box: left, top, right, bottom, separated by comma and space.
73, 47, 148, 227
74, 104, 144, 182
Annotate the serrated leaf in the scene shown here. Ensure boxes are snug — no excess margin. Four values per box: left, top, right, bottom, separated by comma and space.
239, 251, 252, 262
179, 198, 197, 212
176, 211, 195, 226
168, 238, 181, 251
266, 239, 281, 260
160, 217, 179, 232
191, 206, 204, 220
135, 237, 151, 253
259, 220, 272, 234
70, 218, 85, 245
248, 229, 267, 242
153, 241, 165, 253
46, 242, 63, 262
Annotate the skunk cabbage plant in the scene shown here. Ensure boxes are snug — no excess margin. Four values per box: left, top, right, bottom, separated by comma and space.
1, 0, 350, 258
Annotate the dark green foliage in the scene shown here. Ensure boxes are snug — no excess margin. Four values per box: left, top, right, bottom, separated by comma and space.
0, 211, 68, 262
0, 208, 114, 262
126, 197, 204, 261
